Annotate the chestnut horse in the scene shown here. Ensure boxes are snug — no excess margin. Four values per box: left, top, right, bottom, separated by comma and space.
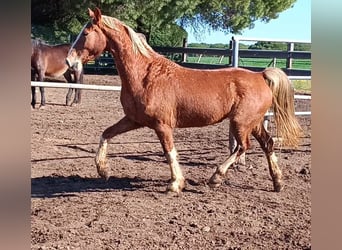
66, 8, 302, 193
31, 39, 84, 109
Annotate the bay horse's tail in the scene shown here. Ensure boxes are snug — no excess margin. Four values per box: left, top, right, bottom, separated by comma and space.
262, 67, 303, 148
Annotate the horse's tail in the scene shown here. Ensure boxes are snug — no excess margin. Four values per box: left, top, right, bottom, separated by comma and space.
262, 67, 303, 148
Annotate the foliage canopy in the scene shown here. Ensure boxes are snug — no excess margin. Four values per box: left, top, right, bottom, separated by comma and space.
31, 0, 296, 45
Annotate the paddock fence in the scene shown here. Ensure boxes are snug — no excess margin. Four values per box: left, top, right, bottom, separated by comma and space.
81, 36, 311, 77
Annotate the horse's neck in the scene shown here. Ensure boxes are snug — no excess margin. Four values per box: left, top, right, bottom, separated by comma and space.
106, 32, 150, 94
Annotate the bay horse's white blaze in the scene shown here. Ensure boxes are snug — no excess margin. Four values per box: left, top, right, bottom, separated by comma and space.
66, 8, 303, 193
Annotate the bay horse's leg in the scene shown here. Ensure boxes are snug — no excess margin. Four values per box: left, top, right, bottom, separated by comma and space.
39, 86, 46, 107
64, 70, 74, 106
154, 124, 185, 193
37, 72, 46, 108
31, 70, 37, 109
74, 69, 83, 104
95, 116, 142, 180
252, 123, 283, 192
31, 86, 37, 109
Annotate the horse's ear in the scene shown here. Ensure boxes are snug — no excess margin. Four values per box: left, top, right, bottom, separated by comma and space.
88, 8, 94, 18
94, 7, 102, 20
88, 7, 102, 23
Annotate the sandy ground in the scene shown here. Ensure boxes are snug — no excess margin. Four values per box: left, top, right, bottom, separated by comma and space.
31, 74, 311, 250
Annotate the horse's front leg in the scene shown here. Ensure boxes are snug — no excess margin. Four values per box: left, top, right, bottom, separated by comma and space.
65, 88, 74, 106
95, 116, 142, 180
64, 70, 74, 106
70, 68, 83, 105
155, 123, 185, 193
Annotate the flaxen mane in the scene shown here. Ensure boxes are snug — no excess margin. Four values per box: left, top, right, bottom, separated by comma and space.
102, 15, 152, 58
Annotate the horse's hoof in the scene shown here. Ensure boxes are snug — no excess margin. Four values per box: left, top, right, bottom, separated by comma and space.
97, 168, 110, 181
167, 179, 186, 193
95, 159, 109, 181
208, 173, 223, 188
273, 181, 283, 192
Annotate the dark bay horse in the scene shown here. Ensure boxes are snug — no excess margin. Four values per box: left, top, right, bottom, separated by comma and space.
66, 8, 302, 193
31, 39, 83, 109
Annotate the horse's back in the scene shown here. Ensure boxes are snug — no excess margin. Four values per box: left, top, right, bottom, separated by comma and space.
32, 42, 71, 77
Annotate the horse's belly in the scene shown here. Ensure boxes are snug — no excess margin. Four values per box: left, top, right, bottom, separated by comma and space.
176, 101, 231, 128
45, 67, 68, 78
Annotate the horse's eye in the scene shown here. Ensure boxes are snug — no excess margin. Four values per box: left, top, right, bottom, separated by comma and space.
83, 26, 93, 36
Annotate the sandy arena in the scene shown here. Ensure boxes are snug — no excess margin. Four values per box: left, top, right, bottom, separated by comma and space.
31, 74, 311, 250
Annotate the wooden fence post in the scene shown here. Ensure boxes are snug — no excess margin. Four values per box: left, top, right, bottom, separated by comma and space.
231, 36, 239, 67
286, 42, 294, 69
182, 38, 188, 63
228, 39, 233, 65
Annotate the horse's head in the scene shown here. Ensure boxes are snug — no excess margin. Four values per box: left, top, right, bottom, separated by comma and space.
66, 8, 107, 68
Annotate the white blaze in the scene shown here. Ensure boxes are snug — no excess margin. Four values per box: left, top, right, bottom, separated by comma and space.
68, 22, 89, 56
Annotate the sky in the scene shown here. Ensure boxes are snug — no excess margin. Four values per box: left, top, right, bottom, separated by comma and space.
186, 0, 311, 44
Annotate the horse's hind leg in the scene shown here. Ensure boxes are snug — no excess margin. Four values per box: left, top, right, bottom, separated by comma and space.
36, 71, 46, 108
209, 145, 241, 187
39, 87, 46, 107
95, 116, 142, 180
31, 70, 37, 109
31, 86, 37, 109
209, 121, 250, 187
154, 123, 185, 193
252, 122, 282, 192
229, 126, 246, 168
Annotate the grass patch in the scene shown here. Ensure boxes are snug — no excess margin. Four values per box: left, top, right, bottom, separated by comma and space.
186, 56, 311, 70
292, 80, 311, 94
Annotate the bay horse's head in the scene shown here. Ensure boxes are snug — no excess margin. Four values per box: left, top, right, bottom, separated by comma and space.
66, 8, 107, 68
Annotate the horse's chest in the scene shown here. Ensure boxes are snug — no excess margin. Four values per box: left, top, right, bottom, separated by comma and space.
120, 90, 145, 115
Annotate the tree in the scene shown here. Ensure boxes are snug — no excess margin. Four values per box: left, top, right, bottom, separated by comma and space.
248, 41, 287, 50
180, 0, 295, 35
31, 0, 296, 45
248, 41, 311, 51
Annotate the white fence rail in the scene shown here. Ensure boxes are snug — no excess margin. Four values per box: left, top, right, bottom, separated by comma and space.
31, 81, 121, 91
31, 76, 311, 116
